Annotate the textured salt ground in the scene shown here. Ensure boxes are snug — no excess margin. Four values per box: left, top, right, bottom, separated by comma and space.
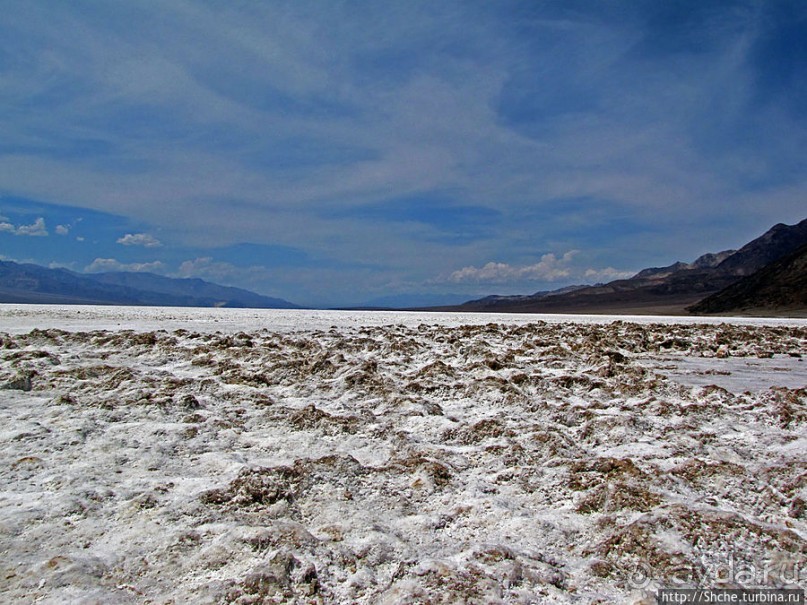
0, 312, 805, 604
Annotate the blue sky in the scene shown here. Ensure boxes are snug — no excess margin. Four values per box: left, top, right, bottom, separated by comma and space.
1, 1, 805, 307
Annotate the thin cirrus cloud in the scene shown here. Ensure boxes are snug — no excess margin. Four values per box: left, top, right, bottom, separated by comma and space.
0, 1, 805, 306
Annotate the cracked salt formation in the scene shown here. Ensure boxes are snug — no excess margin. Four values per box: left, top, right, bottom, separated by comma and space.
0, 309, 805, 603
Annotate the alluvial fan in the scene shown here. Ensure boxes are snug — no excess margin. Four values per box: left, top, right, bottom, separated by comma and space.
0, 320, 805, 603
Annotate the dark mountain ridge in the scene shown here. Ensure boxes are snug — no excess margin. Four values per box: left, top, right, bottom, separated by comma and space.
713, 220, 807, 276
688, 243, 807, 315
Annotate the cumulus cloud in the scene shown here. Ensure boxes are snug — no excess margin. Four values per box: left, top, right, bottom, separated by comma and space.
180, 257, 245, 279
0, 217, 49, 236
117, 233, 162, 248
85, 258, 167, 273
448, 252, 579, 284
55, 224, 70, 235
177, 257, 213, 274
18, 217, 49, 236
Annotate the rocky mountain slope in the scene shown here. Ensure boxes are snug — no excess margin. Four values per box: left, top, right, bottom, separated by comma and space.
0, 261, 299, 309
689, 242, 807, 315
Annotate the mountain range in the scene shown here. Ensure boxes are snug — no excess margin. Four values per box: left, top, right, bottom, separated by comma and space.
444, 218, 807, 316
0, 262, 299, 309
1, 218, 805, 315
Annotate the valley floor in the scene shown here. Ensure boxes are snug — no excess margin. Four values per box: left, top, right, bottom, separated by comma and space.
0, 306, 805, 603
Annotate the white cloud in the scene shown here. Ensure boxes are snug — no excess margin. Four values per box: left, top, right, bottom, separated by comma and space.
55, 224, 70, 235
448, 252, 579, 284
18, 217, 49, 236
117, 233, 162, 248
0, 217, 49, 236
85, 258, 167, 273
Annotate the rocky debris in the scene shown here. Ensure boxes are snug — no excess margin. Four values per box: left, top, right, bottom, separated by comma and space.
3, 372, 33, 391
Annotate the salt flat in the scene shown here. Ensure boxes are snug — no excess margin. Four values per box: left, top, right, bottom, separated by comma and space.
0, 305, 805, 603
1, 303, 805, 335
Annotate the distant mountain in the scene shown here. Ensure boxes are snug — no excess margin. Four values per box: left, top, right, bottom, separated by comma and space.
0, 261, 300, 309
458, 285, 591, 309
85, 271, 298, 309
446, 218, 807, 315
688, 243, 807, 315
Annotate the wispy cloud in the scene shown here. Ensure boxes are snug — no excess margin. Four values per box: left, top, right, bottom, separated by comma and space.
178, 257, 235, 279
